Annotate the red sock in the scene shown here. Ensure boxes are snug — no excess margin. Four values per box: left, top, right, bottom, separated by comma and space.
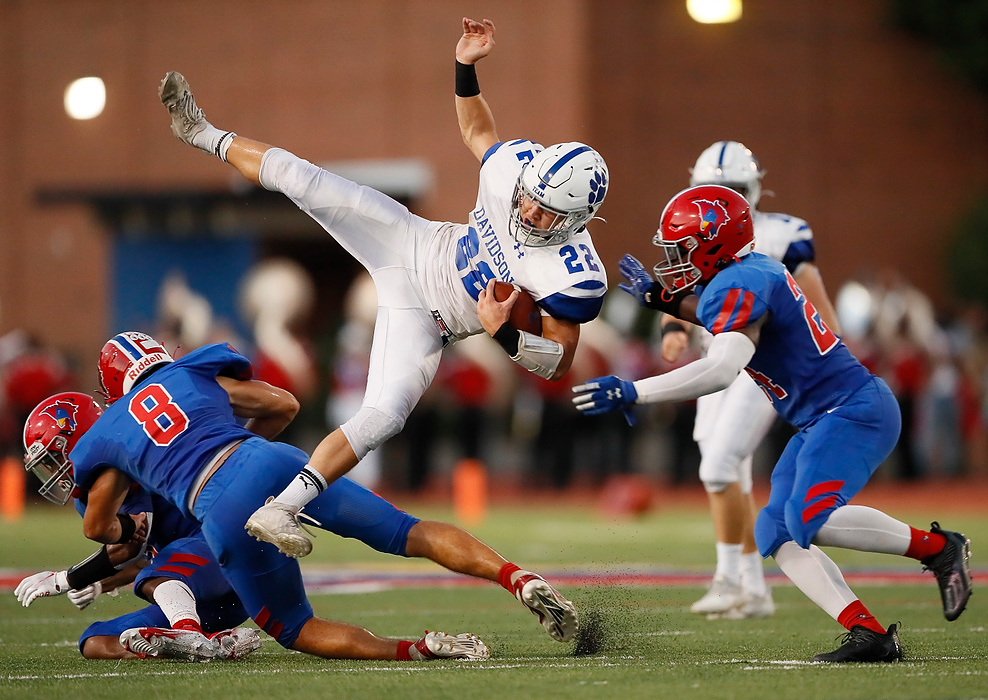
904, 526, 947, 561
396, 641, 414, 661
172, 618, 204, 633
837, 600, 885, 634
497, 563, 521, 593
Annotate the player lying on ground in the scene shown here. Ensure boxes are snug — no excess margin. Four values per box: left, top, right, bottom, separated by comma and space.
18, 391, 262, 661
573, 185, 972, 663
156, 17, 608, 571
58, 331, 581, 662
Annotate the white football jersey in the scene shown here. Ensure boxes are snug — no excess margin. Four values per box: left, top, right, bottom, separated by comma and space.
422, 139, 607, 340
751, 210, 814, 268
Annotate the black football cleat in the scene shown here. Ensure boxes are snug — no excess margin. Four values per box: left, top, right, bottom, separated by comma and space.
812, 623, 903, 663
922, 522, 973, 622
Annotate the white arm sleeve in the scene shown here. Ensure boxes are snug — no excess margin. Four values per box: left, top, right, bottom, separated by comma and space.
632, 331, 755, 405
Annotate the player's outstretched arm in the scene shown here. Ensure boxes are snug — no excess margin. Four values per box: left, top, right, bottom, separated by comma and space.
455, 17, 499, 162
217, 376, 300, 439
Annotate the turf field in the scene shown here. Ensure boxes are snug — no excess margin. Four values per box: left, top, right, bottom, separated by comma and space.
1, 495, 985, 700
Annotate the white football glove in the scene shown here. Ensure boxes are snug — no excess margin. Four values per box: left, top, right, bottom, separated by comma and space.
14, 570, 70, 607
67, 581, 103, 610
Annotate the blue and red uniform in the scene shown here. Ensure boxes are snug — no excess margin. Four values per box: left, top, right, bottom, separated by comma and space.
70, 343, 418, 647
695, 252, 901, 556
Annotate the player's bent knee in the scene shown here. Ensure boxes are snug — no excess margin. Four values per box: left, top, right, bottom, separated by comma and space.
342, 407, 404, 459
701, 479, 736, 494
783, 499, 820, 550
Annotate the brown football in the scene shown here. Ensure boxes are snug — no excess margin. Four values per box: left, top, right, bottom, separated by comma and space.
493, 281, 543, 335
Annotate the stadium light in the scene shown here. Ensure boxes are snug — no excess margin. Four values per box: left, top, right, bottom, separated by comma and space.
64, 77, 106, 120
687, 0, 742, 24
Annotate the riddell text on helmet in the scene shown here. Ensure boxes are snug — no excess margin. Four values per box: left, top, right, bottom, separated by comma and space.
126, 353, 170, 384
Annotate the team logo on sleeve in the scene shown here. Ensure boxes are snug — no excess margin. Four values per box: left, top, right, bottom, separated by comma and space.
40, 400, 79, 433
693, 199, 731, 241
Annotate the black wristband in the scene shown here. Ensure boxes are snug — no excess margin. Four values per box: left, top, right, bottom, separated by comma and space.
492, 322, 521, 356
643, 283, 686, 316
66, 546, 115, 589
115, 513, 137, 544
661, 320, 688, 335
455, 61, 480, 97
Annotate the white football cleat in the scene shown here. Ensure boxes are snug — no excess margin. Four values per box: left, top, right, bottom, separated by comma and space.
245, 497, 315, 558
408, 631, 490, 660
119, 626, 219, 662
513, 572, 579, 643
690, 575, 744, 615
158, 72, 210, 149
716, 589, 776, 620
211, 627, 263, 660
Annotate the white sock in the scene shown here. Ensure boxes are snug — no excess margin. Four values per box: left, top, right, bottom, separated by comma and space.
714, 542, 742, 584
274, 465, 328, 508
774, 541, 857, 621
152, 580, 200, 629
188, 121, 236, 162
739, 551, 768, 597
812, 505, 911, 555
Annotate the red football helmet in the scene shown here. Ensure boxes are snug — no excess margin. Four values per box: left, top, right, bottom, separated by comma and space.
652, 184, 755, 293
97, 331, 173, 405
22, 392, 103, 505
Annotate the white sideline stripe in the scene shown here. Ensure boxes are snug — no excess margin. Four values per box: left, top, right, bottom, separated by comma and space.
4, 659, 627, 681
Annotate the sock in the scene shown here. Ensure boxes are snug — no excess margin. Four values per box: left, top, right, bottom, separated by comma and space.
714, 542, 743, 584
188, 120, 236, 162
274, 465, 329, 508
739, 551, 767, 597
497, 563, 522, 593
837, 600, 885, 634
774, 541, 857, 620
905, 526, 947, 561
153, 580, 202, 632
814, 505, 912, 554
396, 640, 414, 661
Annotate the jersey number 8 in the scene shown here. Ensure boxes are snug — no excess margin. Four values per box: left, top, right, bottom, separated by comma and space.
128, 384, 190, 447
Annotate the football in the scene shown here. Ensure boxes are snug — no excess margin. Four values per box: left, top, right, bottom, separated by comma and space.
492, 281, 543, 335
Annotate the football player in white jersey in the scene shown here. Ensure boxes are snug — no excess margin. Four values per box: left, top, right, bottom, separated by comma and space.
652, 142, 841, 619
156, 18, 606, 637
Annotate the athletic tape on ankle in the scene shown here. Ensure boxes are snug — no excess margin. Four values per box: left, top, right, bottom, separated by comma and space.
216, 132, 237, 162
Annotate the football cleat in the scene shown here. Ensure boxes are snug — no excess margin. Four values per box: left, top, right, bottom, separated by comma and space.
408, 631, 490, 660
513, 572, 579, 643
119, 626, 219, 662
922, 522, 973, 622
690, 575, 744, 615
715, 589, 776, 620
245, 497, 317, 558
158, 72, 210, 149
210, 627, 263, 660
812, 623, 903, 663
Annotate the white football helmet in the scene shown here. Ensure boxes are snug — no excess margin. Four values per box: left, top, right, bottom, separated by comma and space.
689, 141, 764, 208
509, 142, 608, 247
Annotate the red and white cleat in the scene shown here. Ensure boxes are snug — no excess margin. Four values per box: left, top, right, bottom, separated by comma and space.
511, 571, 579, 642
119, 626, 219, 662
408, 631, 490, 660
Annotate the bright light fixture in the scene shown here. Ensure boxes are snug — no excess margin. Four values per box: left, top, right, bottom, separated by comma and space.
64, 77, 106, 120
687, 0, 742, 24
